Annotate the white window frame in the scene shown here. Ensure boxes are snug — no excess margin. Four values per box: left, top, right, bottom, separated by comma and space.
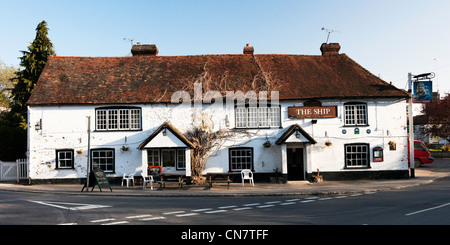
235, 106, 280, 129
248, 107, 259, 128
229, 148, 253, 171
119, 109, 129, 130
344, 103, 368, 126
130, 109, 141, 130
108, 109, 118, 130
96, 107, 141, 131
236, 107, 247, 128
147, 149, 160, 166
258, 107, 269, 128
177, 149, 186, 170
96, 110, 107, 130
269, 107, 281, 128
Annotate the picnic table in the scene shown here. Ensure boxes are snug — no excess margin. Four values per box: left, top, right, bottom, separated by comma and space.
205, 172, 234, 189
157, 173, 186, 190
147, 166, 185, 190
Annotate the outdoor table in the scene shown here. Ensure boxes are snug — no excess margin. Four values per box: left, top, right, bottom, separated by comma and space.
159, 173, 186, 190
205, 172, 234, 189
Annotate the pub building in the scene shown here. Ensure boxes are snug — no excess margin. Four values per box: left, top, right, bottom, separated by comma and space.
26, 43, 410, 184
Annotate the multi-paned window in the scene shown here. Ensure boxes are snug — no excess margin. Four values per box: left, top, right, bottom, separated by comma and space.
229, 148, 253, 171
177, 149, 186, 169
235, 106, 280, 129
344, 103, 368, 126
162, 149, 176, 167
147, 148, 186, 170
56, 149, 74, 169
344, 143, 370, 168
91, 149, 115, 172
96, 107, 141, 131
147, 149, 160, 166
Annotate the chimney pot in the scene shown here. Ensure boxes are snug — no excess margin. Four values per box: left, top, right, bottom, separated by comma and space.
320, 43, 341, 56
131, 44, 158, 56
243, 44, 254, 55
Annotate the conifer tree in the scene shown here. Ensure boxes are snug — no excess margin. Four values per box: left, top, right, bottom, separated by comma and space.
9, 20, 55, 128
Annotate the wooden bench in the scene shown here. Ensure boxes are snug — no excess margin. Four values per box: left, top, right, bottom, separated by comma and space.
205, 173, 234, 189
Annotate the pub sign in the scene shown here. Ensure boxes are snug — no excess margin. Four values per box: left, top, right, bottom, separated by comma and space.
288, 106, 337, 119
413, 81, 432, 103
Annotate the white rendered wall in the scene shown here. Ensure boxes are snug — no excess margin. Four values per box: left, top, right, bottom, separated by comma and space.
28, 97, 408, 180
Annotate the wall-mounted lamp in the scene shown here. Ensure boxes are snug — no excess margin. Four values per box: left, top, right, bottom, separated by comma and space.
35, 119, 42, 131
162, 128, 167, 136
295, 131, 300, 139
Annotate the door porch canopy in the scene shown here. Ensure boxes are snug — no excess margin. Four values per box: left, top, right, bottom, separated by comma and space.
137, 122, 194, 176
276, 124, 317, 145
276, 124, 316, 180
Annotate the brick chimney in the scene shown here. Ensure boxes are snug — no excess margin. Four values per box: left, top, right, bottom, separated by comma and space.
320, 43, 341, 56
243, 44, 254, 55
131, 44, 159, 56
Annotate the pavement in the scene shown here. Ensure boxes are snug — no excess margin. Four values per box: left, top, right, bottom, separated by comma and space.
1, 159, 449, 197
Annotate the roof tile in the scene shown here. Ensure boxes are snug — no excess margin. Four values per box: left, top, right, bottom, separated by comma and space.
28, 45, 408, 105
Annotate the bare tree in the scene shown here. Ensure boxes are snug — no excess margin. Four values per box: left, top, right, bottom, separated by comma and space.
185, 127, 228, 183
421, 93, 450, 143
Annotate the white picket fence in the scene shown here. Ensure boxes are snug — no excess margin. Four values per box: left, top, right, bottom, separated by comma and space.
0, 159, 28, 182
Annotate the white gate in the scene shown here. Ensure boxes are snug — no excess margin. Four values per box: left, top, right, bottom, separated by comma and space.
0, 159, 28, 182
16, 159, 28, 181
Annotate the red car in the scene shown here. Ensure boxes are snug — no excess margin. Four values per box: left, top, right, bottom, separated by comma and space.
408, 140, 434, 167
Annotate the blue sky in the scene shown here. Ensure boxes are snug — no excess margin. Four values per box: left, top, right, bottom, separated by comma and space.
1, 0, 449, 94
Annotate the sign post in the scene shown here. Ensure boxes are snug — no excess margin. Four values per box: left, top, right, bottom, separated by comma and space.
408, 72, 434, 178
408, 73, 415, 178
86, 116, 91, 191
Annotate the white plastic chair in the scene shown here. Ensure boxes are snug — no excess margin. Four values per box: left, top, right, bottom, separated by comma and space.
241, 169, 254, 186
141, 173, 154, 190
121, 173, 135, 187
121, 173, 128, 187
128, 173, 135, 187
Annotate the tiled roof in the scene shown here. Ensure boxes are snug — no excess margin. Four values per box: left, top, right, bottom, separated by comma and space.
28, 44, 408, 105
